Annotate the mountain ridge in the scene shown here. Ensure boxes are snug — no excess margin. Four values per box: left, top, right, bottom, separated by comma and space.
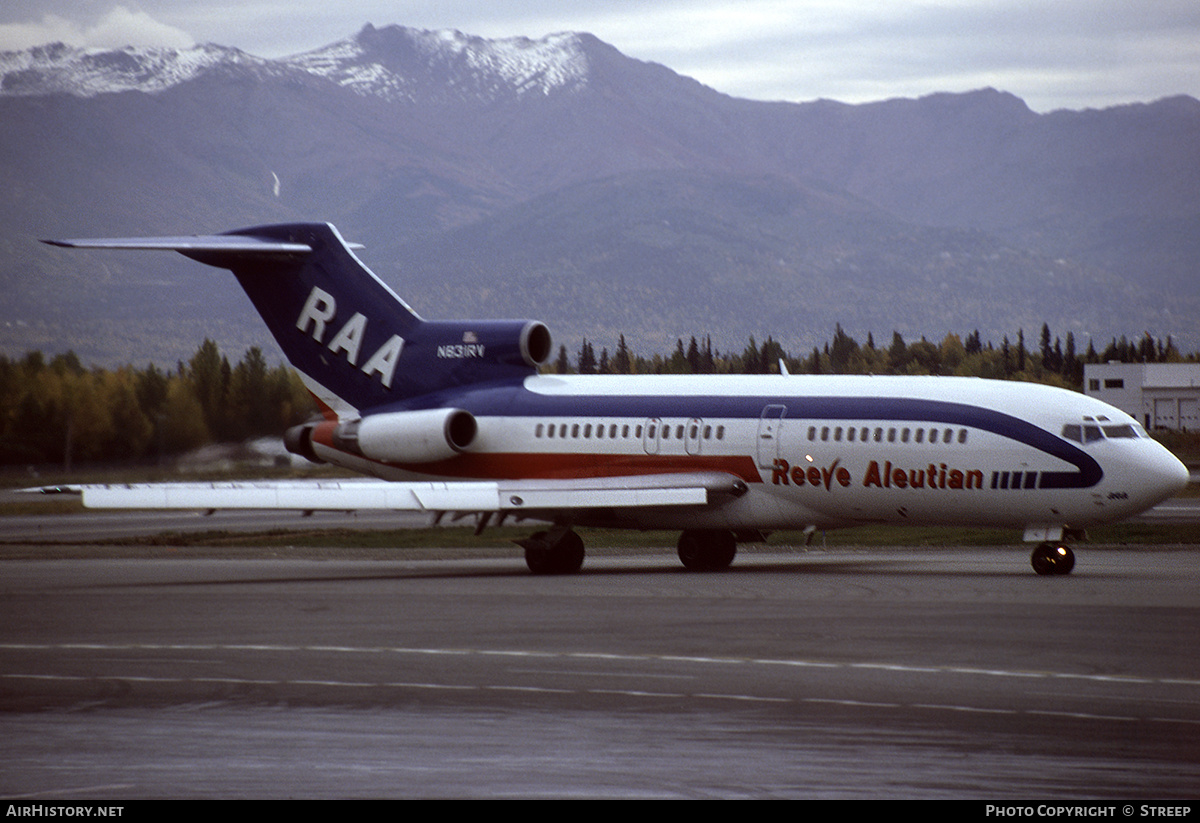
1, 24, 1197, 366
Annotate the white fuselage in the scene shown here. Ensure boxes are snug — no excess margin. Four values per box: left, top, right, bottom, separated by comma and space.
310, 373, 1188, 535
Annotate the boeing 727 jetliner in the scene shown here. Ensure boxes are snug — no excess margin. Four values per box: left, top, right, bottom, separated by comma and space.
44, 223, 1189, 575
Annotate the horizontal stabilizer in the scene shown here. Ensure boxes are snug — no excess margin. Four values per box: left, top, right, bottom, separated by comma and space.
42, 235, 313, 254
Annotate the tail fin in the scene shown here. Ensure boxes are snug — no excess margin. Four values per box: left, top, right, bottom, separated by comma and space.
45, 222, 551, 416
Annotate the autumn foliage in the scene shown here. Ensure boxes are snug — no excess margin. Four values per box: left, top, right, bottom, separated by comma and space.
0, 340, 314, 467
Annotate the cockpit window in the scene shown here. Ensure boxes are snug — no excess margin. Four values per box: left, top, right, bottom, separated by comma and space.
1061, 423, 1103, 443
1062, 422, 1144, 443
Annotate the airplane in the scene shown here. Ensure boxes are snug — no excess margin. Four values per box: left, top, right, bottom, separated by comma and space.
43, 222, 1190, 575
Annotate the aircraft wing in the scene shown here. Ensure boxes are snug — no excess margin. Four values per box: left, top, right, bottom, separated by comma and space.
39, 473, 747, 515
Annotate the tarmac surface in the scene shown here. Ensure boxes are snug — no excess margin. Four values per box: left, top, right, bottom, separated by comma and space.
1, 523, 1198, 798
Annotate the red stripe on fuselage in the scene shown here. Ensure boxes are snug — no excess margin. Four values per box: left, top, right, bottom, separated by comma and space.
309, 419, 758, 481
385, 451, 763, 481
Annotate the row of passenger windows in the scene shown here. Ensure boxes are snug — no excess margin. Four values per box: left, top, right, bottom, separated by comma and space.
534, 418, 1139, 447
808, 425, 969, 445
533, 422, 727, 441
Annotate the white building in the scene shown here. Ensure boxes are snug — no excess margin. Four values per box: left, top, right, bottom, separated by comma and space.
1083, 362, 1200, 431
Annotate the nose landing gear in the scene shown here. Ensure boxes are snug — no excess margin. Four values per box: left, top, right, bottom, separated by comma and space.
1031, 542, 1075, 575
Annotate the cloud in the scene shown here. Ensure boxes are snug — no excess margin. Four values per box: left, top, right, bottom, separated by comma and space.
0, 6, 194, 52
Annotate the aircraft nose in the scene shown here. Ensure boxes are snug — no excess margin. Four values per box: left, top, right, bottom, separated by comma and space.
1142, 443, 1190, 507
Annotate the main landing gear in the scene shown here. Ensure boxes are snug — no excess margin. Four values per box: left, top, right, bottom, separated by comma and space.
676, 529, 737, 571
517, 527, 740, 574
517, 528, 586, 575
1030, 542, 1075, 576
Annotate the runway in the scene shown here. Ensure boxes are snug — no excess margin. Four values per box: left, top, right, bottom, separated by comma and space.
2, 537, 1199, 798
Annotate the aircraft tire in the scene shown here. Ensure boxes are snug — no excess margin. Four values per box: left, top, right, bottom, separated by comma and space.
524, 530, 585, 575
1031, 542, 1075, 576
677, 529, 737, 571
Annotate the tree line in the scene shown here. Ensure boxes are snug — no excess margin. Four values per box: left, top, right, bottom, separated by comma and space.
4, 324, 1194, 468
554, 325, 1195, 387
0, 340, 313, 468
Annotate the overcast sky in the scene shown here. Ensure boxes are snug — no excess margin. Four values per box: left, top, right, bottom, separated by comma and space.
1, 1, 1198, 112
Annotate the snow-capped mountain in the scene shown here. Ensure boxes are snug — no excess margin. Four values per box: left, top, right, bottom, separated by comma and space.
2, 23, 1198, 366
0, 40, 275, 97
286, 25, 592, 102
0, 25, 592, 101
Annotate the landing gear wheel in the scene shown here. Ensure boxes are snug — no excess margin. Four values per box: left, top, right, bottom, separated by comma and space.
1031, 542, 1075, 576
677, 529, 737, 571
522, 529, 585, 575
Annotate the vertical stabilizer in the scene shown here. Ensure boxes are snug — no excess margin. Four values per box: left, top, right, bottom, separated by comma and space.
45, 222, 551, 417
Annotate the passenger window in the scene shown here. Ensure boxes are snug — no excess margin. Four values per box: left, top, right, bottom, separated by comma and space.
716, 426, 725, 439
901, 428, 910, 443
958, 429, 968, 444
915, 429, 924, 443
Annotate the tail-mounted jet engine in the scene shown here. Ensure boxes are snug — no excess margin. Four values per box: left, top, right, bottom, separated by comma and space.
286, 408, 478, 465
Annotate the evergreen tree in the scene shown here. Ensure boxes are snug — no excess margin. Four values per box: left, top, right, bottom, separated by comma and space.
701, 336, 715, 373
830, 324, 858, 373
1063, 332, 1078, 382
612, 335, 632, 374
686, 336, 701, 372
888, 331, 908, 373
741, 337, 760, 374
965, 329, 982, 355
577, 339, 597, 374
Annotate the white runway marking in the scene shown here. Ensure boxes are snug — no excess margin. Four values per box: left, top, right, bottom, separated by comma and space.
4, 640, 1200, 729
